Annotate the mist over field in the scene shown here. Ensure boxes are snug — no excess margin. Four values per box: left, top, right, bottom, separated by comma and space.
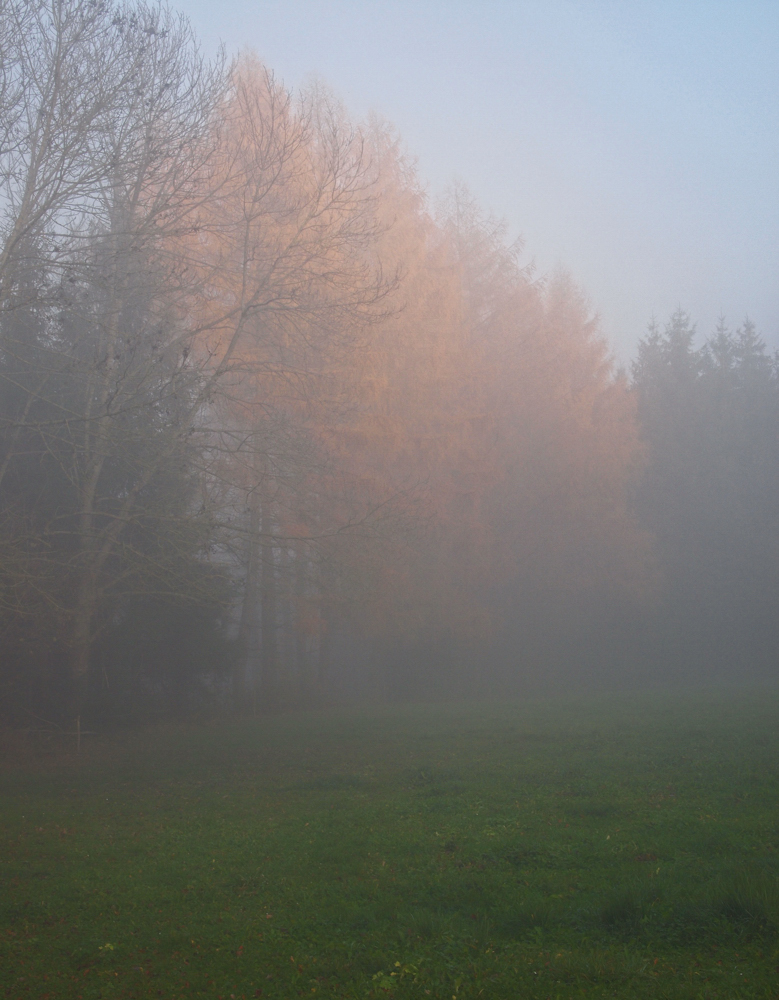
3, 5, 779, 998
0, 0, 777, 727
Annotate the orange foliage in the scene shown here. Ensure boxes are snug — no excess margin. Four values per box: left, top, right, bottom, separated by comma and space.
185, 68, 653, 699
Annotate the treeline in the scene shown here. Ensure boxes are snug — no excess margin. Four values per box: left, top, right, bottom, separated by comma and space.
631, 311, 779, 682
0, 1, 774, 727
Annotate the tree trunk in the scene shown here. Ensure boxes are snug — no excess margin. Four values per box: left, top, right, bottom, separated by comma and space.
70, 567, 99, 719
294, 543, 311, 702
259, 497, 277, 711
317, 560, 333, 695
235, 487, 261, 713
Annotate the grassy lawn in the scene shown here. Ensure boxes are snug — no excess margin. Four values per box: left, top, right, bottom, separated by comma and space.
2, 687, 779, 999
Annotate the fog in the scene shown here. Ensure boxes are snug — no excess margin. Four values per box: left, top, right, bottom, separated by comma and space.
1, 0, 778, 730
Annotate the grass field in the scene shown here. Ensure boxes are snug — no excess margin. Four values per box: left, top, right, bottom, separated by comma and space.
2, 687, 779, 999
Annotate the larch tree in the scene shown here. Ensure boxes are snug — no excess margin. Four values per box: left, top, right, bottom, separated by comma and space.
189, 62, 397, 711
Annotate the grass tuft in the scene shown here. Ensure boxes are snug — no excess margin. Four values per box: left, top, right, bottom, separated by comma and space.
599, 882, 655, 936
714, 866, 779, 937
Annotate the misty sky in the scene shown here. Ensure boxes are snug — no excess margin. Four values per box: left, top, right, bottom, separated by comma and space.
177, 0, 779, 359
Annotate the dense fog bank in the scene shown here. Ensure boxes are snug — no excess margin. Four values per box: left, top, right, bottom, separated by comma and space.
1, 1, 776, 727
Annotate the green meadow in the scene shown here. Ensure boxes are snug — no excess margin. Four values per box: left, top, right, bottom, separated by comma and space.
2, 688, 779, 999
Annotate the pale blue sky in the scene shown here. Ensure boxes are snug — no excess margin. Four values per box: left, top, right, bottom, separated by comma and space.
177, 0, 779, 358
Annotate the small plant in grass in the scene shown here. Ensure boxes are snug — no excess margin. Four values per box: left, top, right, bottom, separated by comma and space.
371, 961, 418, 994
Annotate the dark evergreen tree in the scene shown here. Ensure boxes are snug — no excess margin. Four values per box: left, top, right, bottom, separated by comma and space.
632, 312, 779, 680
